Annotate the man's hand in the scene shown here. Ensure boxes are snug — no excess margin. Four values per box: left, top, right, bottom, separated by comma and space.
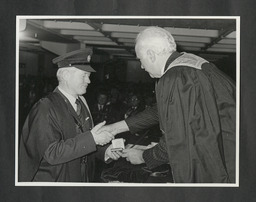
98, 123, 118, 135
98, 120, 130, 136
122, 148, 145, 165
105, 144, 123, 161
91, 121, 114, 146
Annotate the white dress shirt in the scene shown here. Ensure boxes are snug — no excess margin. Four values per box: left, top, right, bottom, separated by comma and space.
58, 86, 79, 111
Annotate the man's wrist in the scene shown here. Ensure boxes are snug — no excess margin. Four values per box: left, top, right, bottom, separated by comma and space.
139, 150, 145, 163
112, 120, 129, 135
90, 131, 98, 145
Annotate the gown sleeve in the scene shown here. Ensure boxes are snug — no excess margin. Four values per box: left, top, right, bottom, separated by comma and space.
143, 136, 169, 169
125, 103, 159, 134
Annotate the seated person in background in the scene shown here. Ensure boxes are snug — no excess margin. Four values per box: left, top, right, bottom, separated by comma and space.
116, 92, 146, 145
119, 92, 162, 146
91, 90, 120, 125
124, 92, 145, 119
109, 86, 122, 112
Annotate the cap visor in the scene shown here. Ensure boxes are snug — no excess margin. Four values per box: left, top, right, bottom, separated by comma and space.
73, 65, 96, 72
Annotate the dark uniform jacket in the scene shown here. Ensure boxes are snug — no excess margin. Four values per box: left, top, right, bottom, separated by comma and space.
19, 88, 107, 182
126, 52, 236, 183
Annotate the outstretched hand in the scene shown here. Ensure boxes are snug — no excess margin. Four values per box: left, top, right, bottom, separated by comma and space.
98, 123, 118, 136
122, 148, 145, 165
91, 121, 114, 146
97, 120, 130, 136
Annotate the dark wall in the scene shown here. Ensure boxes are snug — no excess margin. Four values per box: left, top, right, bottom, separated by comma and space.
1, 1, 256, 202
75, 0, 229, 16
214, 54, 236, 81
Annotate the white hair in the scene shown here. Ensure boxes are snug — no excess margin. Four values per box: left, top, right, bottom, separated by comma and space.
135, 26, 176, 55
56, 67, 77, 82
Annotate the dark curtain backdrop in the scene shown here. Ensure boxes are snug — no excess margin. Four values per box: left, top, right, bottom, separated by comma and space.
1, 0, 256, 201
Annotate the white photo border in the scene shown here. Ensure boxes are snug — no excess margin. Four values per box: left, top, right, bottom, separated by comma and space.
15, 15, 240, 187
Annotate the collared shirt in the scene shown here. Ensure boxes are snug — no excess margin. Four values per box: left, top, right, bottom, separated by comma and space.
98, 104, 104, 111
58, 86, 78, 111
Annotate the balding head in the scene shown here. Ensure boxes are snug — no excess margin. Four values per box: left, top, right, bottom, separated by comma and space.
135, 26, 176, 56
135, 27, 177, 78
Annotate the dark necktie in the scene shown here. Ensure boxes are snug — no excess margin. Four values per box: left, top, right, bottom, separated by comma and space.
75, 98, 92, 131
100, 105, 103, 111
75, 98, 89, 182
75, 99, 82, 116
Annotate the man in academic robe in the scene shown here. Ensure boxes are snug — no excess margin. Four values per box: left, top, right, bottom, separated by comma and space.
99, 27, 236, 183
19, 49, 121, 182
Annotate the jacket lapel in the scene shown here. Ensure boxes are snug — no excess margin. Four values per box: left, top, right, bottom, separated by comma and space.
53, 88, 82, 126
79, 96, 94, 127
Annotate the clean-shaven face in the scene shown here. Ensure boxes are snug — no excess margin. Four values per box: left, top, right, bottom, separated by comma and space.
135, 47, 157, 78
67, 68, 91, 96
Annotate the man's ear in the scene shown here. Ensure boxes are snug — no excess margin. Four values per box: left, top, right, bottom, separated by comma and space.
62, 69, 70, 81
146, 49, 156, 63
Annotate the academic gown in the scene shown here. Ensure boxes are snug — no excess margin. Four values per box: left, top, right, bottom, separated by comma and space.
126, 52, 236, 183
19, 88, 107, 182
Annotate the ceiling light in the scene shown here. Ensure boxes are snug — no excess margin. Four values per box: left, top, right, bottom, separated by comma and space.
207, 48, 236, 53
164, 27, 219, 37
19, 19, 27, 31
117, 38, 136, 43
83, 41, 118, 45
211, 44, 236, 49
173, 35, 211, 43
111, 32, 138, 38
123, 43, 135, 47
102, 24, 147, 33
43, 20, 95, 30
218, 38, 236, 44
19, 36, 39, 42
225, 31, 236, 39
73, 36, 112, 41
60, 30, 104, 37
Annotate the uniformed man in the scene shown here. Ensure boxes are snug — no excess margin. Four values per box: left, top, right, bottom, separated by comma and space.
19, 48, 121, 182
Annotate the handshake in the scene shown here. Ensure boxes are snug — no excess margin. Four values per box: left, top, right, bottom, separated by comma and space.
91, 120, 129, 146
91, 120, 155, 164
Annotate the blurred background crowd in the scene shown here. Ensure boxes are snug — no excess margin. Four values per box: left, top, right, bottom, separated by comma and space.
19, 74, 162, 144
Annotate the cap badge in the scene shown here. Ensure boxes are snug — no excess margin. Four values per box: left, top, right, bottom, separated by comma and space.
87, 55, 91, 62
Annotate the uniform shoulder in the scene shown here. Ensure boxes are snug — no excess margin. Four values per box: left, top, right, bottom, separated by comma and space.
34, 92, 62, 111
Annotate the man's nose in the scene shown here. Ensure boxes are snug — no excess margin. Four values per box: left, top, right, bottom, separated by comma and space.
85, 77, 90, 83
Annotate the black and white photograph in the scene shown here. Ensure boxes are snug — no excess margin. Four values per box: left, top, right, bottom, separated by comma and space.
16, 16, 239, 186
2, 1, 256, 201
